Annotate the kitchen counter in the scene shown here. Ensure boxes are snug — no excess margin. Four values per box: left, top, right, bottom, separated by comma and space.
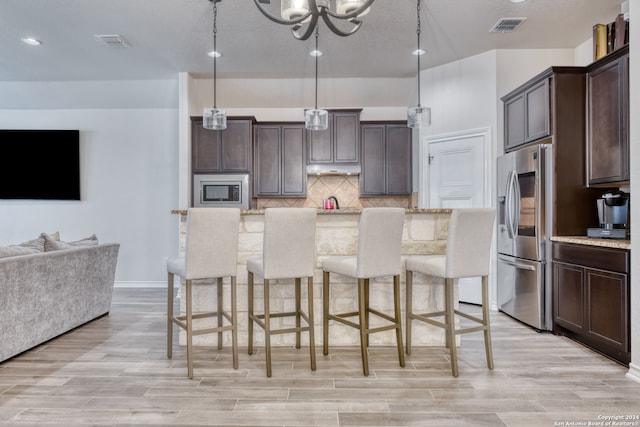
171, 208, 451, 216
551, 235, 631, 250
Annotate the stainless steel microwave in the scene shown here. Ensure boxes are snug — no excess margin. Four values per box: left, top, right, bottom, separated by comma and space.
193, 174, 249, 209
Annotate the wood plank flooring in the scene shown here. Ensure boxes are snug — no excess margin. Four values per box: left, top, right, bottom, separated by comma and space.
1, 288, 639, 426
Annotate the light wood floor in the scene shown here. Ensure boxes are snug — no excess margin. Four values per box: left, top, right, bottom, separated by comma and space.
1, 288, 639, 427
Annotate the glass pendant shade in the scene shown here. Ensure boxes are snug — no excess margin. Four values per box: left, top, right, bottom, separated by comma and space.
203, 108, 227, 130
305, 108, 328, 131
336, 0, 370, 16
281, 0, 309, 19
407, 106, 431, 128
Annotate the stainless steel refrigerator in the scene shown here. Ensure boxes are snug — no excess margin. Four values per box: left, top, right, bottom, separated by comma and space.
497, 142, 553, 331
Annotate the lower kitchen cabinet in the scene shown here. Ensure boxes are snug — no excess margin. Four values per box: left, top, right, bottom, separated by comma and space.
254, 124, 306, 197
552, 242, 630, 365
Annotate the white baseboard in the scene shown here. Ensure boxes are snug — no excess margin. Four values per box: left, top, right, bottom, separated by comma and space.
114, 281, 165, 288
626, 362, 640, 384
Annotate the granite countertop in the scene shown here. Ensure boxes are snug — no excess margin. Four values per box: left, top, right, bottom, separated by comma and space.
171, 208, 452, 216
551, 236, 631, 250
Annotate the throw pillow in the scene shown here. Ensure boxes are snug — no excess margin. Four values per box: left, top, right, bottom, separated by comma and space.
43, 234, 99, 251
0, 231, 58, 258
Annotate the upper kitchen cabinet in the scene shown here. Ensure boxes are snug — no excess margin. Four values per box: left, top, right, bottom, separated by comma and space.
254, 124, 307, 197
360, 122, 412, 196
191, 117, 254, 173
307, 109, 361, 165
586, 45, 630, 186
502, 67, 585, 153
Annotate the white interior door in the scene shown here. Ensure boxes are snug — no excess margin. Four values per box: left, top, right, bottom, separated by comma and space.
424, 129, 491, 304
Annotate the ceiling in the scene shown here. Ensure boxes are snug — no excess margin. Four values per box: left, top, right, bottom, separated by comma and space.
0, 0, 623, 82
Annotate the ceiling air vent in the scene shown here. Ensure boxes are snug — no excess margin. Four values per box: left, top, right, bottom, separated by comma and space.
490, 17, 527, 33
94, 34, 131, 48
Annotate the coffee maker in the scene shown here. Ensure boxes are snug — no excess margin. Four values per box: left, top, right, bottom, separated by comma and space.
587, 191, 629, 239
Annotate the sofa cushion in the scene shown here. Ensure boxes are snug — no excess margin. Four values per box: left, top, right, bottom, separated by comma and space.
44, 234, 99, 251
0, 231, 60, 258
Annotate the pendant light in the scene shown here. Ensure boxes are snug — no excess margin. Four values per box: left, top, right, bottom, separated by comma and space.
305, 24, 328, 131
203, 0, 227, 130
407, 0, 431, 128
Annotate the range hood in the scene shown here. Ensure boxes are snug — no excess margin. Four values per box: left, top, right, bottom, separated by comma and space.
307, 164, 361, 176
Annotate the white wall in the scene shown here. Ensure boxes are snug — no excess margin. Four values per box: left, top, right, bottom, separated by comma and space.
0, 80, 179, 286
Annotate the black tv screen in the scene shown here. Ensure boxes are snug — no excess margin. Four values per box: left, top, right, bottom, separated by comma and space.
0, 130, 81, 200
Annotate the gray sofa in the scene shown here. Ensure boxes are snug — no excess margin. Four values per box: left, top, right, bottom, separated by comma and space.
0, 243, 120, 362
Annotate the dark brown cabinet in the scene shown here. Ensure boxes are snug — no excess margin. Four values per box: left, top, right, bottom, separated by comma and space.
191, 117, 253, 173
254, 124, 306, 197
360, 123, 412, 196
587, 45, 629, 186
502, 77, 550, 151
307, 109, 361, 165
553, 242, 630, 365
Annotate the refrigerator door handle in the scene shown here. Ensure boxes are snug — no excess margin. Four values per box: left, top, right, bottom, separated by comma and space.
505, 170, 517, 239
512, 171, 521, 234
499, 258, 536, 271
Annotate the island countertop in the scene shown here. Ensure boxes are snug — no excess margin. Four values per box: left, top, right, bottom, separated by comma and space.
171, 208, 452, 216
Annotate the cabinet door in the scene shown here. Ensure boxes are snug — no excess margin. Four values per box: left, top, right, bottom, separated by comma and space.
587, 53, 629, 185
504, 94, 525, 152
553, 261, 585, 333
333, 111, 360, 163
360, 125, 386, 195
220, 119, 252, 172
192, 119, 221, 172
255, 126, 281, 196
385, 125, 412, 195
281, 125, 306, 196
525, 79, 550, 143
307, 114, 332, 163
586, 268, 628, 352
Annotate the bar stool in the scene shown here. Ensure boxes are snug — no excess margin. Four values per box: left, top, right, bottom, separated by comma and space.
405, 208, 495, 377
167, 208, 240, 379
322, 207, 406, 376
247, 208, 317, 377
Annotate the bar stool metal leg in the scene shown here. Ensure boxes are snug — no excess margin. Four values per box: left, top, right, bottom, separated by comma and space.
295, 278, 301, 349
445, 278, 458, 377
217, 277, 223, 350
405, 270, 413, 355
186, 279, 194, 379
167, 272, 174, 359
482, 275, 494, 370
322, 271, 330, 356
231, 276, 239, 369
248, 272, 254, 356
358, 278, 369, 376
393, 274, 405, 367
263, 279, 272, 378
307, 277, 316, 371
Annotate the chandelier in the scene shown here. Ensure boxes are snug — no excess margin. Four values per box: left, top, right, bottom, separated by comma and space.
254, 0, 375, 40
203, 0, 227, 130
407, 0, 431, 128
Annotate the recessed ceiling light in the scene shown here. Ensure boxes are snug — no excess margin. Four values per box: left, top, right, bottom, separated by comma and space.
310, 49, 323, 57
21, 37, 42, 46
207, 50, 222, 58
509, 0, 528, 3
412, 49, 426, 56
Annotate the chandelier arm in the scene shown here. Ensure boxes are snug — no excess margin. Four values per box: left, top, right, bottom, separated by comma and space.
292, 15, 320, 40
252, 0, 313, 26
324, 0, 375, 19
320, 13, 362, 37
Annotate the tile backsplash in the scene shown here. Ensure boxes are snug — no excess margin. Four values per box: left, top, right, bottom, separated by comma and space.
255, 176, 413, 209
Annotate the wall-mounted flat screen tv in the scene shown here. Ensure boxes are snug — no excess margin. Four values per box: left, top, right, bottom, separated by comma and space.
0, 130, 80, 200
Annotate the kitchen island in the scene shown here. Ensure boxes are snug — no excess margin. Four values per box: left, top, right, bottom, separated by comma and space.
171, 208, 453, 347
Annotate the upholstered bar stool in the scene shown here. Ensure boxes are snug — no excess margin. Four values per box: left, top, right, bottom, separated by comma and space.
405, 208, 496, 377
322, 207, 406, 376
167, 207, 240, 379
247, 208, 317, 377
